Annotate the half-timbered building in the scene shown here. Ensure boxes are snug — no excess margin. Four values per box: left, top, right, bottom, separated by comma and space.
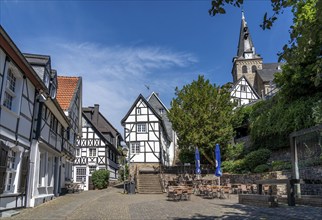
230, 76, 259, 107
23, 54, 74, 207
121, 93, 175, 176
56, 76, 82, 190
73, 104, 121, 190
0, 26, 48, 213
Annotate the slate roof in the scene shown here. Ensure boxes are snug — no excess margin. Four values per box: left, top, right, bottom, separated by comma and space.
56, 76, 81, 111
147, 92, 173, 142
257, 63, 283, 82
83, 105, 122, 153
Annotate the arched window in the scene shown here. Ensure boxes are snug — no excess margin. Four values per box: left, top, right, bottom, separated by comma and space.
252, 65, 257, 73
242, 65, 248, 73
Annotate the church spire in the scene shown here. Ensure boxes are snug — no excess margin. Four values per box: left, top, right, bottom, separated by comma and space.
237, 10, 257, 59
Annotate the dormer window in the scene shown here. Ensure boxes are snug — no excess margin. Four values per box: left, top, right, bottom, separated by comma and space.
159, 108, 164, 115
44, 71, 50, 88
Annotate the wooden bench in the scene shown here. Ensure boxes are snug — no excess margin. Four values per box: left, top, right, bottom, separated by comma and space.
239, 194, 278, 207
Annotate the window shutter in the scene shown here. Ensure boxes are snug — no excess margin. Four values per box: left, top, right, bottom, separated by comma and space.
18, 151, 29, 193
0, 143, 9, 194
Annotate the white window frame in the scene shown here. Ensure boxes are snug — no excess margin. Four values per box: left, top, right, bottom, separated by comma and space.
137, 123, 147, 133
89, 148, 96, 157
2, 67, 22, 113
136, 108, 141, 115
76, 167, 86, 183
4, 150, 17, 193
131, 142, 140, 155
38, 152, 46, 187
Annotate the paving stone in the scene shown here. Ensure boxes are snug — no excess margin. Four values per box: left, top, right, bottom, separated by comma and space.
6, 187, 322, 220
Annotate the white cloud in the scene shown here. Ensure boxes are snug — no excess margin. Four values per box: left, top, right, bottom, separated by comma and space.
46, 41, 198, 132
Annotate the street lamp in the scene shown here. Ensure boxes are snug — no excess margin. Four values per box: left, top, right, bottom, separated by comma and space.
122, 146, 128, 194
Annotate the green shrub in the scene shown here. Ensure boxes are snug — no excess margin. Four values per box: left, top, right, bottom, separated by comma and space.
222, 159, 246, 174
225, 143, 244, 161
271, 160, 292, 171
244, 149, 271, 172
91, 170, 110, 189
254, 164, 270, 173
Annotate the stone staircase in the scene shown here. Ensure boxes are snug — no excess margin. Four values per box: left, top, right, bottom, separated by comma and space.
137, 172, 163, 194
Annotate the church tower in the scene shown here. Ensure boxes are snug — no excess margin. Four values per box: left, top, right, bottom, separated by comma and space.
232, 11, 263, 87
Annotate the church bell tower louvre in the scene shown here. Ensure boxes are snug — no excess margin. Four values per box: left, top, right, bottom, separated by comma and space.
232, 11, 263, 87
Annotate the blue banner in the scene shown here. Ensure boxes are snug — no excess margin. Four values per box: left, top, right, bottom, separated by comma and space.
195, 147, 201, 175
215, 144, 222, 177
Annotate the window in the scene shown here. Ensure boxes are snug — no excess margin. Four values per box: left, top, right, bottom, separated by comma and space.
5, 150, 17, 192
76, 167, 86, 182
137, 124, 147, 133
76, 149, 80, 157
38, 152, 46, 186
7, 70, 16, 92
47, 156, 54, 186
2, 67, 22, 113
252, 65, 257, 73
159, 108, 164, 115
136, 108, 141, 115
242, 65, 248, 73
240, 85, 247, 92
89, 166, 96, 174
50, 114, 58, 133
131, 142, 140, 154
89, 148, 96, 157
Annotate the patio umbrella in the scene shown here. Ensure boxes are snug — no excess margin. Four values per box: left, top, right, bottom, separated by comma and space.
215, 144, 222, 178
195, 147, 201, 175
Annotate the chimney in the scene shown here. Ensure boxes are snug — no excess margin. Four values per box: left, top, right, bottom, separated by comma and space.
93, 104, 99, 125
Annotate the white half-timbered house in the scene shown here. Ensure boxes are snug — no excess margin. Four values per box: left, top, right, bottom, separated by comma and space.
230, 76, 260, 107
121, 93, 173, 176
0, 26, 48, 212
147, 92, 177, 166
23, 54, 73, 207
56, 76, 82, 191
73, 104, 121, 191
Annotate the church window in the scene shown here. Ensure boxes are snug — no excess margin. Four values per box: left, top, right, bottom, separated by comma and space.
242, 65, 247, 73
252, 65, 257, 73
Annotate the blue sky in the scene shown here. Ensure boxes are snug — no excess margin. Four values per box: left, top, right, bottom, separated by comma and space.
0, 0, 293, 133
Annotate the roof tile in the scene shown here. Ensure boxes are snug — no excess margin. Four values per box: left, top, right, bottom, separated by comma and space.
56, 76, 80, 111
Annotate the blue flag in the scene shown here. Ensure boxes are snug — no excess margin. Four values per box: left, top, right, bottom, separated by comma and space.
215, 144, 222, 177
195, 147, 201, 175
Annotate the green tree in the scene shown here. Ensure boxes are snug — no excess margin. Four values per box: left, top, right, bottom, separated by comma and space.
275, 0, 322, 99
209, 0, 322, 100
168, 75, 235, 165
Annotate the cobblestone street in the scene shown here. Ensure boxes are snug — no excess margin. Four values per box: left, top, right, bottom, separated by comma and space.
4, 187, 321, 220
